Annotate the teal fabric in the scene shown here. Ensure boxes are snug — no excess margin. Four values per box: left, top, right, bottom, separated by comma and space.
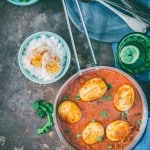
133, 113, 150, 150
65, 0, 133, 42
65, 0, 150, 43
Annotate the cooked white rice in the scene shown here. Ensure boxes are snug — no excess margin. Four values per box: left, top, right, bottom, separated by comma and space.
22, 35, 64, 81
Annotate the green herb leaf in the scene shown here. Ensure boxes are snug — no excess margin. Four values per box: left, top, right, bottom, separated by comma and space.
33, 101, 40, 110
33, 100, 54, 134
45, 102, 53, 113
107, 83, 112, 90
48, 113, 54, 125
37, 128, 44, 134
100, 110, 110, 118
75, 93, 81, 101
62, 95, 71, 101
97, 136, 103, 142
44, 125, 51, 133
76, 133, 82, 138
38, 110, 47, 118
108, 145, 113, 149
136, 120, 142, 125
102, 95, 112, 101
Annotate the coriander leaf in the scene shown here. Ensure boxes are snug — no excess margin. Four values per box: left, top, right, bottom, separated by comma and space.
107, 83, 112, 90
76, 133, 82, 138
33, 100, 54, 134
75, 93, 81, 101
97, 136, 103, 142
37, 128, 44, 134
100, 110, 110, 118
62, 95, 71, 101
44, 125, 51, 133
48, 113, 54, 125
45, 102, 53, 113
37, 113, 53, 134
136, 120, 142, 125
33, 101, 40, 110
38, 110, 47, 118
102, 95, 112, 101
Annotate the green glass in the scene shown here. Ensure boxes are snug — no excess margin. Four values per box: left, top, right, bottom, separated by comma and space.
117, 33, 150, 74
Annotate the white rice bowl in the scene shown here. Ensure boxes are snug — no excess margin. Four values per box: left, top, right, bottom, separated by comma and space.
18, 32, 71, 84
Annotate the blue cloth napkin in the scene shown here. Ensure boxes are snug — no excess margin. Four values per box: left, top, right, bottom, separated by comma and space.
65, 0, 133, 42
133, 114, 150, 150
65, 0, 150, 43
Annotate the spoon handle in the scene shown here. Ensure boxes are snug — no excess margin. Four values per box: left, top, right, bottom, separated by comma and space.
102, 0, 150, 25
96, 0, 147, 32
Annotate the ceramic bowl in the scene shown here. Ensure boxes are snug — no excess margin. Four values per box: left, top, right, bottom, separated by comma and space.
18, 31, 71, 84
7, 0, 39, 6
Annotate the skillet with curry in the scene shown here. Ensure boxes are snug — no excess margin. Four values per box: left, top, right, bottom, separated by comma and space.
54, 66, 148, 150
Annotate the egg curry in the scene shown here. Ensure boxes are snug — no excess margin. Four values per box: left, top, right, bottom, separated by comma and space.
57, 69, 143, 150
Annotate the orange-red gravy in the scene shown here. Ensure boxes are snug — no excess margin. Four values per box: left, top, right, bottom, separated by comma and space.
57, 69, 143, 150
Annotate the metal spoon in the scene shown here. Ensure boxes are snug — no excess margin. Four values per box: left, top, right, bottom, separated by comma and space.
100, 0, 150, 25
81, 0, 148, 32
121, 0, 150, 25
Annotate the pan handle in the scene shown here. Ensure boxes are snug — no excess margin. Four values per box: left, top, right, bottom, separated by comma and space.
62, 0, 97, 72
62, 0, 80, 71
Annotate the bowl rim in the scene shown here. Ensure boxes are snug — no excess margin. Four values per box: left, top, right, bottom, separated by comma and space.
18, 31, 71, 84
7, 0, 39, 6
117, 32, 150, 51
117, 32, 150, 74
118, 32, 150, 46
54, 66, 148, 150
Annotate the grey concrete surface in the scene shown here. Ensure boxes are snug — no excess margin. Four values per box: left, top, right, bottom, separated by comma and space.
0, 0, 149, 150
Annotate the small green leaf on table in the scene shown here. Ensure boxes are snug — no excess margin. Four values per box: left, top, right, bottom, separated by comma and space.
33, 100, 54, 134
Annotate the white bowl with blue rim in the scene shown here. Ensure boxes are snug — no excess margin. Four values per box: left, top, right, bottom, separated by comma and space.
18, 31, 71, 84
7, 0, 39, 6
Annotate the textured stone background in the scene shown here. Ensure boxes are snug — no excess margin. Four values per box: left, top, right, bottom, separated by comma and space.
0, 0, 149, 150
